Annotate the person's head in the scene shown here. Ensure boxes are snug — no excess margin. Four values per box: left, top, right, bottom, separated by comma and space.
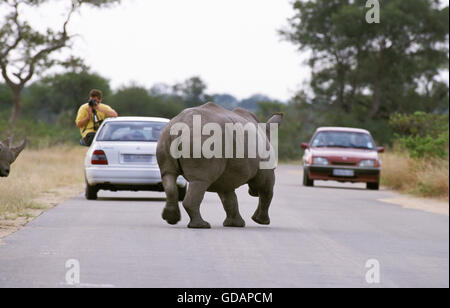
89, 89, 103, 104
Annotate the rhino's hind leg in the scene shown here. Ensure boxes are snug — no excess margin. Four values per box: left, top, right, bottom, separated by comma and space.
161, 174, 181, 225
183, 181, 211, 229
252, 191, 273, 225
219, 191, 245, 228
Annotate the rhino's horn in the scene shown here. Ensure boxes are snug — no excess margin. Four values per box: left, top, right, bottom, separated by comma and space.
10, 137, 28, 163
1, 137, 11, 148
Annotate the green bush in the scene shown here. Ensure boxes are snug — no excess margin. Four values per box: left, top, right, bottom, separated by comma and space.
389, 112, 449, 158
398, 132, 449, 158
0, 117, 79, 148
389, 112, 449, 138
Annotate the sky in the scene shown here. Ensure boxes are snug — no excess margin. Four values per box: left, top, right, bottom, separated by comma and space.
23, 0, 308, 101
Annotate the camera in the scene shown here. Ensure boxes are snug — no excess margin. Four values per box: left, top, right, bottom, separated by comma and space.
88, 99, 99, 108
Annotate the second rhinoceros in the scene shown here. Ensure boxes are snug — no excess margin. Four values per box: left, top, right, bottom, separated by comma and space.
156, 102, 283, 229
0, 137, 27, 178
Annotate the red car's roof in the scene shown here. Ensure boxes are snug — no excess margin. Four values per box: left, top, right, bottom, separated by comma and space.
316, 127, 371, 135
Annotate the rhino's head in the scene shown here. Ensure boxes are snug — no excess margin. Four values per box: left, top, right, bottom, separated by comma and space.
0, 137, 27, 177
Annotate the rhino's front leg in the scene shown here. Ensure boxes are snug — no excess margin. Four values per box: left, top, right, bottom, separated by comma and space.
218, 191, 245, 228
183, 181, 211, 229
252, 190, 273, 225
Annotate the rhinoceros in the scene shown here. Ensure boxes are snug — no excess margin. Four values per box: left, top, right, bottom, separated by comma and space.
156, 102, 283, 229
0, 137, 27, 177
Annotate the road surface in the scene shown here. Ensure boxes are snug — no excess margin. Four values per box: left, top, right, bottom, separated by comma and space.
0, 165, 448, 288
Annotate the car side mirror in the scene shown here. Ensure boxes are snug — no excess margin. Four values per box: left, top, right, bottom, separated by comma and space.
377, 147, 385, 153
301, 143, 309, 150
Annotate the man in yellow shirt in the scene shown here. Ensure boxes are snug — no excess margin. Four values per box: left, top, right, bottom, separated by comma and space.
76, 89, 118, 146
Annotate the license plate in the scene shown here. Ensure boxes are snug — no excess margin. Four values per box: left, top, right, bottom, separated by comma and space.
122, 154, 153, 164
333, 169, 355, 177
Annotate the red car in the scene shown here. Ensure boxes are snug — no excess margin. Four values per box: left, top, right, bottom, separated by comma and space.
301, 127, 384, 190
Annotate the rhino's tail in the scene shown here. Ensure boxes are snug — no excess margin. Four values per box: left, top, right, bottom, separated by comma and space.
156, 126, 184, 177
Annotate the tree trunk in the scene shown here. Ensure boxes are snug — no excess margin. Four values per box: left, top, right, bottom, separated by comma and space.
370, 82, 381, 119
337, 63, 350, 113
8, 88, 22, 136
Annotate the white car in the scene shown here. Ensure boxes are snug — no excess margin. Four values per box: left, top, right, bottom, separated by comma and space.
84, 117, 187, 200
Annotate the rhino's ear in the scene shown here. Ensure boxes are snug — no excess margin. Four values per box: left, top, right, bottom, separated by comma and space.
10, 138, 27, 163
267, 113, 284, 127
266, 113, 284, 136
265, 113, 283, 142
1, 137, 11, 148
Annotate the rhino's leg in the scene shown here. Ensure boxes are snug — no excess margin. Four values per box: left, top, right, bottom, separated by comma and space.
252, 190, 273, 225
161, 174, 181, 225
183, 181, 211, 229
218, 191, 245, 228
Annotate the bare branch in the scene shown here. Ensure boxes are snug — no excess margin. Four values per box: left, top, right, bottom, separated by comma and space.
18, 1, 78, 84
0, 61, 19, 90
0, 1, 23, 60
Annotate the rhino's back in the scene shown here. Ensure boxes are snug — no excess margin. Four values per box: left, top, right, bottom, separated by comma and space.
157, 102, 261, 191
173, 102, 256, 127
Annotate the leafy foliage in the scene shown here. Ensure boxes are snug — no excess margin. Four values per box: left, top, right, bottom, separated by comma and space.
281, 0, 449, 119
22, 71, 111, 122
389, 112, 449, 158
399, 133, 448, 158
1, 71, 279, 146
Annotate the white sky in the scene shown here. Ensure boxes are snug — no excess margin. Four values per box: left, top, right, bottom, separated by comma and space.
24, 0, 307, 101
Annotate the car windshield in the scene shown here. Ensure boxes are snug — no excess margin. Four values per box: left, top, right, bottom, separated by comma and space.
96, 121, 166, 142
311, 131, 375, 150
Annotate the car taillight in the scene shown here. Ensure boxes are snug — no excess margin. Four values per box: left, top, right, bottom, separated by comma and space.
92, 150, 108, 165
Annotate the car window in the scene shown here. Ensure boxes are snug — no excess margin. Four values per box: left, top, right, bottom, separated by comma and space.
96, 121, 167, 142
311, 131, 375, 149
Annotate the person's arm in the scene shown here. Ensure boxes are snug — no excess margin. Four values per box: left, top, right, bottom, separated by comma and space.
76, 107, 92, 128
96, 104, 118, 118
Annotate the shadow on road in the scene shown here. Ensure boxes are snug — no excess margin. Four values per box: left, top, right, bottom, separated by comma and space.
96, 197, 167, 202
310, 185, 368, 191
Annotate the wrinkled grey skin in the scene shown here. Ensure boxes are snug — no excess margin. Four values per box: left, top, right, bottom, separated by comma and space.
156, 102, 283, 229
0, 137, 27, 177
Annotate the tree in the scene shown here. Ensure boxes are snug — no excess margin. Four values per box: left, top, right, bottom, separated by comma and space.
173, 76, 214, 108
0, 0, 120, 132
109, 85, 185, 119
281, 0, 449, 119
22, 71, 111, 122
0, 83, 12, 113
239, 94, 272, 112
213, 94, 239, 110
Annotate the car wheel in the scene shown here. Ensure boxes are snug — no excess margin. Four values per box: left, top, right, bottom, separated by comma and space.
303, 168, 314, 187
85, 183, 98, 200
178, 186, 187, 201
367, 182, 380, 190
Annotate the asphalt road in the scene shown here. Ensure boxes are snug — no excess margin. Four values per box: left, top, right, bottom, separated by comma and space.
0, 165, 448, 288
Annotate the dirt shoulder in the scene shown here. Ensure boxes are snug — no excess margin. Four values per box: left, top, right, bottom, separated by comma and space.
379, 195, 449, 216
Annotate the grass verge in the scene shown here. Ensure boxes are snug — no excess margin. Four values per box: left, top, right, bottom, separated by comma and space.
380, 152, 449, 200
0, 146, 87, 221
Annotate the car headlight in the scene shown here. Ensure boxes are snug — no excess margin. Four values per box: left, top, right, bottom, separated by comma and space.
313, 157, 329, 166
359, 160, 375, 168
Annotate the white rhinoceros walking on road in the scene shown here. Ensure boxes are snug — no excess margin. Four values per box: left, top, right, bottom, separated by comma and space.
156, 102, 283, 229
